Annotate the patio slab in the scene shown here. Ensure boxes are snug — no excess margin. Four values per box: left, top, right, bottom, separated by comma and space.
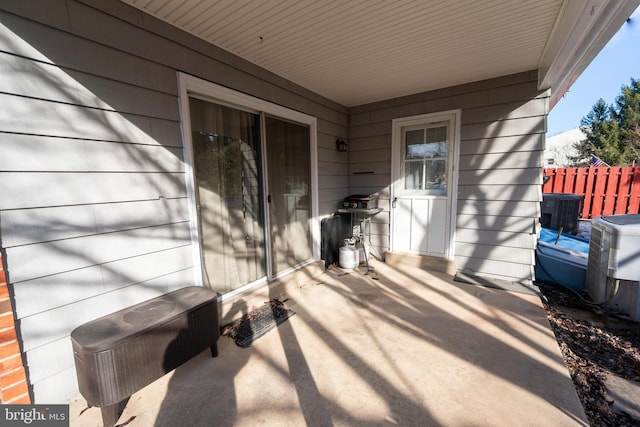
69, 259, 587, 426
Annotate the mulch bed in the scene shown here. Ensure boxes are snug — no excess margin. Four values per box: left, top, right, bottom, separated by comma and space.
540, 285, 640, 426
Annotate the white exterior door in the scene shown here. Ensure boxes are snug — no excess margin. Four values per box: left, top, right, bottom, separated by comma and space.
391, 111, 460, 259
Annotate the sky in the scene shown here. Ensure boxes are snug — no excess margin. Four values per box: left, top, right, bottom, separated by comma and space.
546, 6, 640, 137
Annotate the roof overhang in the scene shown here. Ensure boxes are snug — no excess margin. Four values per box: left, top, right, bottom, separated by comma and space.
538, 0, 639, 109
121, 0, 639, 107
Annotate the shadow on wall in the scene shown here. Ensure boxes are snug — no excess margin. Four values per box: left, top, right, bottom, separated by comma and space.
0, 12, 196, 403
455, 115, 545, 284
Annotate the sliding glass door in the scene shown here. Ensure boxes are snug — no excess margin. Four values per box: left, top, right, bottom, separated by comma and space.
265, 116, 312, 275
189, 98, 266, 294
187, 96, 313, 295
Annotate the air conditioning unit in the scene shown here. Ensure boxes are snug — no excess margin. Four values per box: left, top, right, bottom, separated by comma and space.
540, 193, 582, 234
585, 214, 640, 321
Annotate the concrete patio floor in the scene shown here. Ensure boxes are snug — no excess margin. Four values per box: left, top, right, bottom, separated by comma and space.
69, 259, 587, 426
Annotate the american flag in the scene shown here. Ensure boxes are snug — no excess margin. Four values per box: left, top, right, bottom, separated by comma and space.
591, 155, 608, 167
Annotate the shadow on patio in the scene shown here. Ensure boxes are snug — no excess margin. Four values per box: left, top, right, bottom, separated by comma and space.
70, 259, 587, 426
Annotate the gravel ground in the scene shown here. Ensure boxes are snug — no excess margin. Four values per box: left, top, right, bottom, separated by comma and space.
540, 285, 640, 426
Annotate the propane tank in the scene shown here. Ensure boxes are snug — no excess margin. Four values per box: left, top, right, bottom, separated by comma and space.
339, 238, 358, 270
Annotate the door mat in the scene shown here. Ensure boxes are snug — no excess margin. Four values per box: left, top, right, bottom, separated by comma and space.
221, 300, 295, 347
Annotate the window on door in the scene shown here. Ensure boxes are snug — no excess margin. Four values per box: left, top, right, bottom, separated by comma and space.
403, 123, 448, 195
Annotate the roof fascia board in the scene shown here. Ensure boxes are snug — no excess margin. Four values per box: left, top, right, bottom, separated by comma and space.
538, 0, 640, 109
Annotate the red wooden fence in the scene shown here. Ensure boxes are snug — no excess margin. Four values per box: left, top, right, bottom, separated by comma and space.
542, 166, 640, 219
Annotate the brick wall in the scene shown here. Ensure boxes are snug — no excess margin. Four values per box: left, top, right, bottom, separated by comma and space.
0, 252, 31, 404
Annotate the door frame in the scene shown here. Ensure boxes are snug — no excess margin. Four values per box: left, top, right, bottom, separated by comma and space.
177, 72, 319, 297
390, 109, 461, 259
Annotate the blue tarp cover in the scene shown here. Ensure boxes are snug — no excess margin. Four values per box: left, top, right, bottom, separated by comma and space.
538, 227, 589, 253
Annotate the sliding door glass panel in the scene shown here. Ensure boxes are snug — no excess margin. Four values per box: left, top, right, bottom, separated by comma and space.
189, 98, 266, 294
265, 116, 312, 275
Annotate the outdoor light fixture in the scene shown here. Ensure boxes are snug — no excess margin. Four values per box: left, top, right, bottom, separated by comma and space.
336, 139, 347, 152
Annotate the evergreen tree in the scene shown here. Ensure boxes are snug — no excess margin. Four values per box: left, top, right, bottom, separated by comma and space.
570, 78, 640, 166
614, 78, 640, 164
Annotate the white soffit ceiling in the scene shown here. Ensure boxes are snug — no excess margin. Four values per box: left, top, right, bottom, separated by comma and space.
121, 0, 623, 107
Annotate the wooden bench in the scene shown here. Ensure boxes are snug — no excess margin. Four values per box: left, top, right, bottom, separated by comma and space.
71, 286, 219, 427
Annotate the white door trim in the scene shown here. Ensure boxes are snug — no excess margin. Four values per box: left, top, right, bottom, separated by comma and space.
390, 109, 461, 259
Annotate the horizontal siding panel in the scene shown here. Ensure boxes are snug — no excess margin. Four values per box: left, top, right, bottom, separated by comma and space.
6, 222, 191, 283
461, 116, 545, 140
349, 173, 390, 188
1, 198, 188, 247
368, 220, 390, 236
350, 72, 535, 116
0, 0, 71, 31
456, 214, 537, 233
350, 149, 391, 163
349, 121, 391, 140
456, 228, 536, 249
318, 161, 349, 176
459, 151, 541, 170
14, 247, 194, 318
25, 337, 72, 384
455, 255, 533, 282
31, 366, 77, 404
0, 172, 186, 209
0, 11, 178, 95
349, 135, 391, 152
317, 146, 349, 165
62, 71, 179, 121
19, 276, 192, 352
462, 98, 546, 125
459, 134, 544, 156
148, 117, 183, 146
457, 200, 540, 217
0, 93, 180, 146
318, 175, 349, 192
370, 91, 491, 125
488, 81, 545, 105
457, 184, 540, 202
458, 168, 541, 186
318, 192, 350, 212
321, 175, 351, 190
0, 52, 179, 120
318, 121, 348, 140
365, 101, 430, 125
0, 134, 184, 172
369, 234, 389, 249
455, 242, 534, 265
